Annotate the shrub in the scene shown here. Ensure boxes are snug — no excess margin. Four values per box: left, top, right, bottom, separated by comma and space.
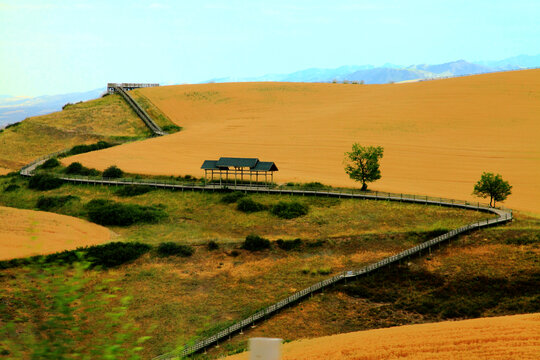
317, 267, 332, 275
115, 185, 153, 197
65, 162, 100, 176
28, 174, 63, 190
103, 165, 123, 179
161, 124, 182, 133
3, 184, 19, 192
0, 242, 151, 270
85, 199, 167, 226
36, 195, 79, 211
299, 182, 328, 191
237, 198, 266, 213
65, 141, 115, 156
242, 234, 270, 251
156, 242, 194, 257
38, 158, 60, 169
229, 250, 240, 257
270, 201, 309, 219
221, 191, 246, 204
276, 238, 302, 251
207, 240, 219, 251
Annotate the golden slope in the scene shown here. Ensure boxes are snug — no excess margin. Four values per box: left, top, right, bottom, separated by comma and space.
226, 313, 540, 360
0, 206, 111, 260
66, 70, 540, 213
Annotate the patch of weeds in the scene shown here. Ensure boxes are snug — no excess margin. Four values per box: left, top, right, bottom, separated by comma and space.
28, 174, 63, 190
103, 165, 124, 179
3, 184, 19, 192
229, 250, 240, 257
271, 201, 309, 219
307, 239, 326, 248
37, 158, 60, 169
242, 234, 270, 251
156, 242, 194, 257
65, 162, 101, 176
317, 267, 332, 275
299, 182, 329, 191
85, 199, 167, 226
161, 124, 182, 133
221, 191, 246, 204
505, 235, 539, 246
237, 198, 266, 213
276, 238, 302, 251
406, 228, 449, 243
64, 141, 116, 156
207, 240, 219, 251
115, 185, 153, 197
36, 195, 79, 211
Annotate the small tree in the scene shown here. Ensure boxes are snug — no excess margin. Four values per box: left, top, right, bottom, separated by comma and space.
473, 172, 512, 207
103, 165, 123, 178
344, 144, 384, 191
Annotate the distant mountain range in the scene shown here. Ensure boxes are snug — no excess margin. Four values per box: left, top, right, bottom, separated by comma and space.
205, 54, 540, 84
1, 54, 539, 127
0, 88, 105, 128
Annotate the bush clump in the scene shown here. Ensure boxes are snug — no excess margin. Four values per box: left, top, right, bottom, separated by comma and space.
270, 201, 309, 219
0, 242, 151, 270
115, 185, 153, 197
36, 195, 79, 211
38, 158, 60, 169
28, 174, 63, 190
276, 238, 302, 251
207, 240, 219, 251
156, 242, 194, 257
242, 234, 271, 251
103, 165, 124, 179
65, 141, 115, 156
221, 191, 246, 204
161, 124, 183, 133
85, 199, 167, 226
237, 198, 266, 213
299, 182, 328, 191
3, 184, 20, 192
65, 162, 101, 176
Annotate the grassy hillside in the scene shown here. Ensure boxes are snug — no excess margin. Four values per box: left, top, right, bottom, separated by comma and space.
204, 213, 539, 358
65, 69, 540, 214
225, 313, 540, 360
0, 93, 150, 170
0, 174, 488, 246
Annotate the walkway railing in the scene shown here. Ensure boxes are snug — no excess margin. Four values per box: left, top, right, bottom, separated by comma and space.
115, 86, 166, 136
19, 153, 513, 360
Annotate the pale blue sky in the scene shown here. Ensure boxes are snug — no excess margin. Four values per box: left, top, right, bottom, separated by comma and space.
1, 0, 539, 96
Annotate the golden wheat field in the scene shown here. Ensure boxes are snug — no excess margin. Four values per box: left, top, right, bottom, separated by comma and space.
0, 206, 111, 260
226, 313, 540, 360
65, 70, 540, 214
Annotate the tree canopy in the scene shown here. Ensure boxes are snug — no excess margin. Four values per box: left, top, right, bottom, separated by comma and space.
473, 172, 512, 207
344, 144, 384, 191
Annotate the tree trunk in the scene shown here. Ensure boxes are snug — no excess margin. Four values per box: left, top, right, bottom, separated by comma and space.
361, 182, 367, 191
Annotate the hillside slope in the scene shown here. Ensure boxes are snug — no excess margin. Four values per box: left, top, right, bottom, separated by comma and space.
65, 69, 540, 214
0, 205, 111, 260
0, 93, 150, 170
225, 313, 540, 360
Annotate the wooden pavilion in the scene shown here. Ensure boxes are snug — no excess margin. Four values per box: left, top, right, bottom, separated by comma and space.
201, 157, 278, 187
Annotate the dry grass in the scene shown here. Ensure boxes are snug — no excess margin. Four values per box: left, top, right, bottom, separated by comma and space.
0, 205, 111, 260
0, 167, 11, 176
225, 313, 540, 360
0, 94, 150, 170
66, 70, 540, 214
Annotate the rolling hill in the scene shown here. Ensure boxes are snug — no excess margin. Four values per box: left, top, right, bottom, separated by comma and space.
65, 69, 540, 214
225, 313, 540, 360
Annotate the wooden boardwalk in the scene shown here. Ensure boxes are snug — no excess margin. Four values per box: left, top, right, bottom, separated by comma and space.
115, 86, 166, 136
19, 153, 512, 360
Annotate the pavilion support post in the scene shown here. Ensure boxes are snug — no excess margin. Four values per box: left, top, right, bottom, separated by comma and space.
235, 168, 237, 188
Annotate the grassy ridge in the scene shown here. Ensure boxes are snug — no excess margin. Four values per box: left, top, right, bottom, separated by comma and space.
0, 174, 491, 245
0, 94, 150, 170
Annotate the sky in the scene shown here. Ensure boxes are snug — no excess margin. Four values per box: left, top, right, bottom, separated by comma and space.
1, 0, 539, 97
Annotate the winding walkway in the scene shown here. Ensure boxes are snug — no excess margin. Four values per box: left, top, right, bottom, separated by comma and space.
19, 153, 512, 360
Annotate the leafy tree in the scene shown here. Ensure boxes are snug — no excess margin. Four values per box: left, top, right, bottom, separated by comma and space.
344, 144, 384, 191
103, 165, 124, 178
473, 172, 512, 207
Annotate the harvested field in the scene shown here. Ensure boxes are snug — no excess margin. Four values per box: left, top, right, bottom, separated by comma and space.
0, 167, 11, 175
225, 313, 540, 360
66, 69, 540, 214
0, 205, 111, 260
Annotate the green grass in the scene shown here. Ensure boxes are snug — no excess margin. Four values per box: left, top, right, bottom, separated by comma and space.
0, 174, 492, 246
